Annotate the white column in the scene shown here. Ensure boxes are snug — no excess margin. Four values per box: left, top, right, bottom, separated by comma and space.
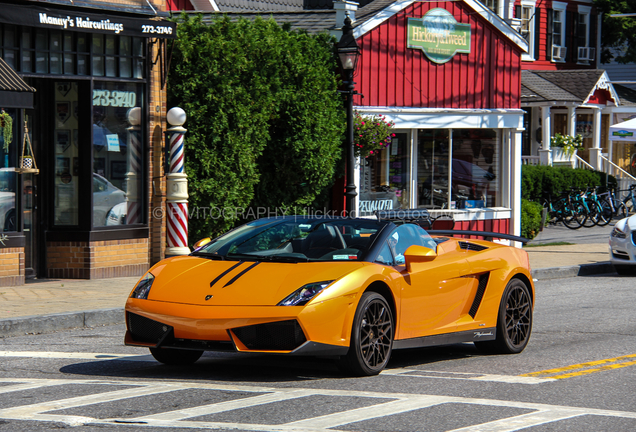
539, 106, 552, 165
589, 107, 603, 171
567, 106, 576, 136
511, 128, 523, 247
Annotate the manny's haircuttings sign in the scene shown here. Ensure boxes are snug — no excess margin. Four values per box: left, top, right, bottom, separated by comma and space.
407, 8, 471, 64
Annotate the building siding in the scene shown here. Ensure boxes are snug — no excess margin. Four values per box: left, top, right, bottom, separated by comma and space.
356, 1, 523, 109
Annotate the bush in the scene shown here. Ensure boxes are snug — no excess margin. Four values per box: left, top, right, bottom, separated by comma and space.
521, 165, 616, 202
168, 14, 344, 242
521, 198, 543, 240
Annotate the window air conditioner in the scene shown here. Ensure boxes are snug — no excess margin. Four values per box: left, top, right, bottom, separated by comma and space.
578, 47, 596, 61
552, 45, 567, 61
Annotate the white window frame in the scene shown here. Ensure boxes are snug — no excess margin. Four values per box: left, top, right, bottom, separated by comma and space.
552, 1, 567, 63
520, 0, 537, 61
577, 5, 593, 64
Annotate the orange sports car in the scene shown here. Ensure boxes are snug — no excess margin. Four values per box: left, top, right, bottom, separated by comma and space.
125, 212, 534, 376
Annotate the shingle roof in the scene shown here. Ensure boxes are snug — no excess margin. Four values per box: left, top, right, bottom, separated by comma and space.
196, 10, 335, 33
0, 58, 34, 93
214, 0, 304, 12
521, 70, 580, 104
531, 70, 606, 101
613, 84, 636, 107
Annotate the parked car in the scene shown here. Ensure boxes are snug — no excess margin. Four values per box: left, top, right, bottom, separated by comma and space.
125, 213, 534, 376
609, 214, 636, 275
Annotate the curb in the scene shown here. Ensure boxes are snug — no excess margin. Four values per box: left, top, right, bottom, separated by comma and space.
0, 308, 124, 338
532, 261, 615, 280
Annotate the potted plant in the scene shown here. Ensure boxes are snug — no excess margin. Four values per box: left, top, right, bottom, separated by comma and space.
354, 111, 395, 158
551, 133, 583, 165
0, 110, 12, 153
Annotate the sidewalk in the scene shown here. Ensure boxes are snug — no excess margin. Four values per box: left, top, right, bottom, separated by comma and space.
0, 223, 618, 337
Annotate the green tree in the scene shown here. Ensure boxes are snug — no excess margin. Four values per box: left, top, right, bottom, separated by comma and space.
168, 14, 344, 242
596, 0, 636, 64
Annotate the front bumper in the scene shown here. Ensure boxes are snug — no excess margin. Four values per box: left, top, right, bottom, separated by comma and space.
124, 296, 354, 356
609, 230, 636, 265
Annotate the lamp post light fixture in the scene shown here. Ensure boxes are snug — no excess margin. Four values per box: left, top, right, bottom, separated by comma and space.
337, 15, 360, 216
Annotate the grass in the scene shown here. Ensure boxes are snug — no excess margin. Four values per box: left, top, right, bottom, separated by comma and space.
524, 241, 575, 248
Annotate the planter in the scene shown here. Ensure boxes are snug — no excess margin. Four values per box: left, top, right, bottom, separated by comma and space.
552, 148, 577, 167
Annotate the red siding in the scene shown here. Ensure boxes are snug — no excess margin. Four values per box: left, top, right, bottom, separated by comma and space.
518, 0, 598, 71
356, 1, 523, 109
456, 218, 511, 236
167, 0, 193, 11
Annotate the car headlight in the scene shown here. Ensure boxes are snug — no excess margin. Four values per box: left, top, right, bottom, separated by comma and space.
277, 281, 334, 306
130, 273, 155, 299
611, 227, 627, 239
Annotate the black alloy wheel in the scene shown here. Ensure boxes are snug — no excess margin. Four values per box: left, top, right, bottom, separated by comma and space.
340, 292, 394, 376
149, 347, 203, 365
475, 278, 532, 354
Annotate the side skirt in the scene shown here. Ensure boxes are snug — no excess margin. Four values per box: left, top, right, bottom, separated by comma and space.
393, 328, 497, 350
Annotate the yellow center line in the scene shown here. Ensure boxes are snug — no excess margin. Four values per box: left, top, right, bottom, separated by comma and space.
521, 354, 636, 379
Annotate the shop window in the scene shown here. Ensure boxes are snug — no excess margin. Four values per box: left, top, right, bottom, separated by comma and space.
482, 0, 500, 15
92, 81, 144, 227
358, 133, 410, 217
417, 129, 500, 210
1, 25, 17, 69
0, 24, 145, 79
0, 109, 17, 232
53, 82, 79, 226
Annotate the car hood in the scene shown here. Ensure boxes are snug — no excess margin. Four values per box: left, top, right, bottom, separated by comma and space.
146, 256, 366, 306
615, 214, 636, 232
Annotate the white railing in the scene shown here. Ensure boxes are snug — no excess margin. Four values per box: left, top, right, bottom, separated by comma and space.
521, 156, 540, 166
600, 154, 636, 192
575, 155, 594, 170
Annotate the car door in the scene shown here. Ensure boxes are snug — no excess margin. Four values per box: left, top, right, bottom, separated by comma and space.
393, 225, 473, 340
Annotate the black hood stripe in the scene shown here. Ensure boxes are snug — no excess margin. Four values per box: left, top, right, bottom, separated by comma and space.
210, 261, 244, 288
223, 262, 260, 287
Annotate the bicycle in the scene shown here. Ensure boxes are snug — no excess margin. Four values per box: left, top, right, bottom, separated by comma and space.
597, 186, 627, 221
580, 187, 611, 227
542, 190, 586, 229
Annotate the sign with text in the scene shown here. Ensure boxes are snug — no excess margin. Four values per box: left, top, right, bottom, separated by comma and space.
407, 9, 471, 64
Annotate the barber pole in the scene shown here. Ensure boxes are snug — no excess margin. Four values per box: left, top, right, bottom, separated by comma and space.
126, 107, 142, 224
165, 107, 190, 256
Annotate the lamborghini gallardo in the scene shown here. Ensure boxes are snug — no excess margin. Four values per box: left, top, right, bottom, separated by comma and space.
125, 212, 534, 376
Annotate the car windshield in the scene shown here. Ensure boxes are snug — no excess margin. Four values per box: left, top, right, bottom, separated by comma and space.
192, 218, 386, 262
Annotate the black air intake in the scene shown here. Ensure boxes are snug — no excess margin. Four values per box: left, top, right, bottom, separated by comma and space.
232, 320, 306, 351
127, 312, 172, 344
459, 241, 488, 252
469, 273, 490, 318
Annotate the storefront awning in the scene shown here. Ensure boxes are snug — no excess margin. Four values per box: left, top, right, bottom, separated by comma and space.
0, 57, 35, 109
609, 118, 636, 142
0, 3, 176, 39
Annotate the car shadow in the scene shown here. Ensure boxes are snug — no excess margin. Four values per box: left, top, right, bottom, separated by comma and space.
59, 344, 479, 382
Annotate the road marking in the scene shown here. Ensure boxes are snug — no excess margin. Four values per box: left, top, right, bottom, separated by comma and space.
521, 353, 636, 379
1, 378, 636, 431
382, 368, 556, 384
0, 351, 153, 361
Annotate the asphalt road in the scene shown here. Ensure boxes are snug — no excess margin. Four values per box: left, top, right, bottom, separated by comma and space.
0, 274, 635, 431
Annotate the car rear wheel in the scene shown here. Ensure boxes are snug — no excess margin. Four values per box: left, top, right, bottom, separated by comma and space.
149, 347, 203, 365
475, 278, 532, 354
339, 292, 394, 376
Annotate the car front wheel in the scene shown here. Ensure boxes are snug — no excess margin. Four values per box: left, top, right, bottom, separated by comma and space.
339, 292, 394, 376
149, 347, 203, 365
475, 278, 533, 354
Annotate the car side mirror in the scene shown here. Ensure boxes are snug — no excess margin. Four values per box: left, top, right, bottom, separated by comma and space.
404, 245, 437, 272
193, 237, 211, 250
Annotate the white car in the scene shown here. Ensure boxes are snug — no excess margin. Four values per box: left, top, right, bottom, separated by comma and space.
609, 214, 636, 275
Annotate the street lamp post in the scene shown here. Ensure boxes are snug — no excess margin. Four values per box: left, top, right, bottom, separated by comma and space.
337, 15, 360, 216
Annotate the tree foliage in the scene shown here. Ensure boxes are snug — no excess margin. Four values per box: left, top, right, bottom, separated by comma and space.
168, 14, 344, 242
596, 0, 636, 64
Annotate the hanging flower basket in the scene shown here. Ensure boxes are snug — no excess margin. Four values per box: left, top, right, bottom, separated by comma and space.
0, 110, 13, 152
354, 111, 395, 158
